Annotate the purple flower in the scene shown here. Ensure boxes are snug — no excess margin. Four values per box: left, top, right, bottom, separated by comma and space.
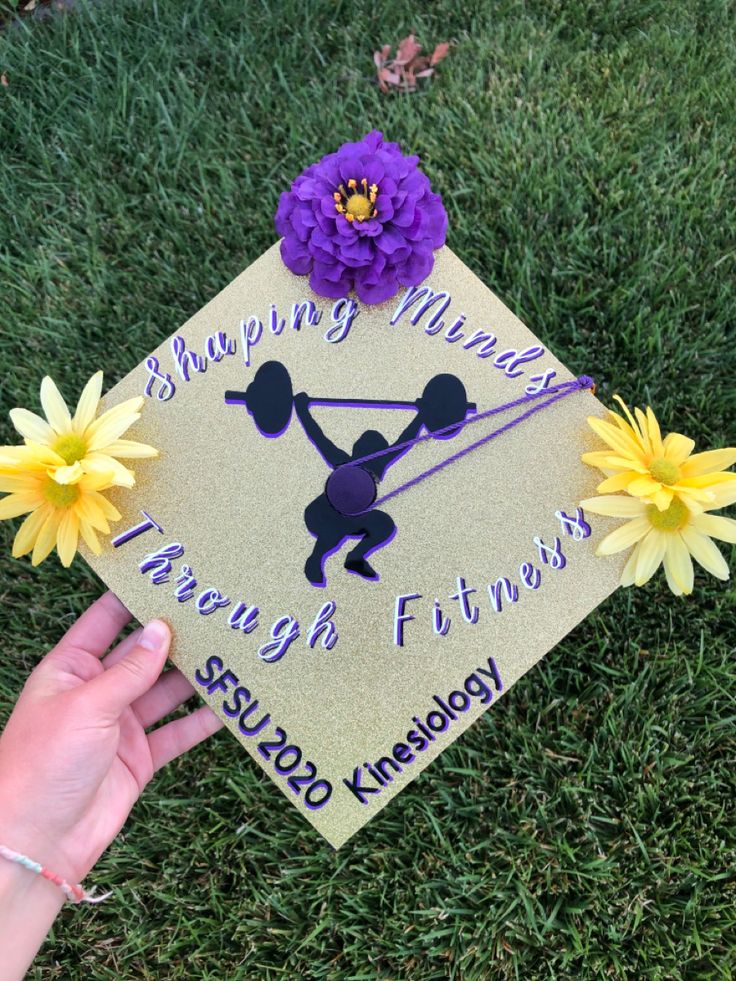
274, 130, 447, 305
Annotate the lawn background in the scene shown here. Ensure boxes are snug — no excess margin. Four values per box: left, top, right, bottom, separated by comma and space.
1, 0, 735, 977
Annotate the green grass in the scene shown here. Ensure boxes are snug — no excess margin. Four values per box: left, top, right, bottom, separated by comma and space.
1, 0, 735, 977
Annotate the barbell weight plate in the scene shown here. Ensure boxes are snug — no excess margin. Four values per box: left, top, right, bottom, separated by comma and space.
246, 360, 294, 436
417, 373, 471, 437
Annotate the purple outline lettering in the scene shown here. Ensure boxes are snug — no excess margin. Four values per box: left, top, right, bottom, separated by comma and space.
143, 356, 175, 401
394, 593, 421, 646
112, 511, 164, 548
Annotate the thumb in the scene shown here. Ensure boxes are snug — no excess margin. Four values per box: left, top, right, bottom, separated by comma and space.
87, 620, 171, 720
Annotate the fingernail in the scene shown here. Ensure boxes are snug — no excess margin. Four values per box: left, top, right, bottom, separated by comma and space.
139, 620, 169, 651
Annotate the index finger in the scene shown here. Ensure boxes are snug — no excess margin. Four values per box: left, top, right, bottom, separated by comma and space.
55, 590, 133, 658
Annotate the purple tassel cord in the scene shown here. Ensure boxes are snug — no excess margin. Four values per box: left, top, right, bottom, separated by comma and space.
351, 376, 595, 512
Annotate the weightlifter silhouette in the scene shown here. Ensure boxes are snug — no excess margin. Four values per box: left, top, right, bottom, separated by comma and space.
225, 361, 475, 587
295, 392, 422, 585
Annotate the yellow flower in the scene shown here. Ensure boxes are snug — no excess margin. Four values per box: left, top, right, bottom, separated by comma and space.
580, 483, 736, 596
0, 467, 121, 566
1, 372, 157, 489
0, 373, 158, 566
582, 395, 736, 513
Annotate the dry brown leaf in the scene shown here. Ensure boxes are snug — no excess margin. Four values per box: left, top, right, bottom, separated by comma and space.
377, 66, 401, 94
373, 34, 451, 94
431, 42, 450, 66
395, 34, 422, 66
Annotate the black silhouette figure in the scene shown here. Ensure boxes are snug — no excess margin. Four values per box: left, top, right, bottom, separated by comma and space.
294, 392, 423, 586
225, 361, 474, 587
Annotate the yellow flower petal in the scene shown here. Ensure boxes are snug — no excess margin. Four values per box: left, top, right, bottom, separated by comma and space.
680, 448, 736, 478
72, 371, 103, 434
88, 491, 121, 522
103, 439, 159, 459
78, 470, 117, 493
0, 443, 65, 470
675, 484, 718, 501
40, 376, 72, 434
0, 473, 42, 493
662, 432, 695, 465
596, 517, 650, 555
645, 407, 664, 458
12, 503, 53, 557
705, 482, 736, 510
579, 496, 647, 518
588, 416, 647, 462
85, 398, 145, 452
596, 472, 638, 493
582, 450, 624, 469
680, 527, 730, 580
56, 510, 79, 567
612, 395, 644, 443
9, 408, 53, 445
620, 543, 641, 586
690, 513, 736, 545
634, 408, 652, 455
82, 454, 135, 488
598, 455, 648, 473
74, 493, 111, 533
79, 518, 102, 555
0, 491, 43, 519
677, 472, 736, 489
608, 408, 641, 444
51, 462, 85, 485
627, 476, 663, 499
32, 509, 63, 565
680, 494, 706, 515
634, 529, 667, 586
663, 534, 693, 595
650, 487, 674, 512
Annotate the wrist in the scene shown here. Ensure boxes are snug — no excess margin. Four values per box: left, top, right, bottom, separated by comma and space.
0, 843, 66, 913
0, 800, 87, 886
0, 834, 67, 981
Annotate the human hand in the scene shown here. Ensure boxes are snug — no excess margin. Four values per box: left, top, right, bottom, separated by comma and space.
0, 592, 223, 887
293, 391, 310, 416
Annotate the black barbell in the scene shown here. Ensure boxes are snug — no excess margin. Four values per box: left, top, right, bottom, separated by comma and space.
225, 361, 476, 438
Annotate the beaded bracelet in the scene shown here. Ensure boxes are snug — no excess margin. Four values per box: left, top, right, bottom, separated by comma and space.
0, 844, 111, 904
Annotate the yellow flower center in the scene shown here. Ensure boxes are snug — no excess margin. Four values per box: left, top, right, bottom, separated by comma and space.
333, 178, 379, 223
345, 193, 373, 219
648, 457, 680, 485
647, 497, 688, 532
53, 433, 87, 466
43, 479, 80, 509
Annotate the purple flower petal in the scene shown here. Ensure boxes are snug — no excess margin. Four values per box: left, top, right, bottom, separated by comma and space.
396, 248, 435, 286
311, 227, 336, 256
338, 235, 375, 266
391, 200, 417, 228
362, 159, 385, 186
355, 268, 399, 304
320, 194, 340, 218
280, 237, 312, 276
336, 214, 356, 237
313, 209, 336, 234
309, 263, 353, 299
356, 218, 383, 237
363, 130, 384, 152
376, 225, 407, 255
338, 155, 365, 184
